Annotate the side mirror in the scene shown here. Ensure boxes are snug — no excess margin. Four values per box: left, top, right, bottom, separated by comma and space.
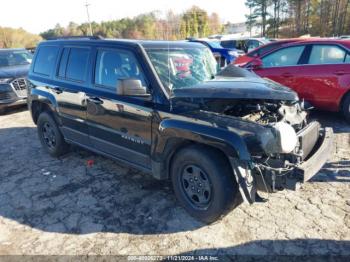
116, 79, 149, 97
249, 58, 263, 70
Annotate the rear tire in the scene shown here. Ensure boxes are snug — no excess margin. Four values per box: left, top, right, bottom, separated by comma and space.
171, 145, 238, 224
342, 94, 350, 123
37, 111, 69, 157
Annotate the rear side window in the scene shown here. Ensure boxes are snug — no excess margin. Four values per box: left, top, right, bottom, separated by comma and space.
308, 45, 347, 64
65, 48, 90, 81
33, 46, 59, 76
58, 48, 70, 78
262, 45, 305, 68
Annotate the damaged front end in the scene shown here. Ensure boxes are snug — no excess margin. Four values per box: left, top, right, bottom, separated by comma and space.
171, 80, 334, 204
169, 65, 335, 204
220, 98, 334, 201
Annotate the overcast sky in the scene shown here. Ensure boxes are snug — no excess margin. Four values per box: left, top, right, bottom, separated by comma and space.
0, 0, 248, 34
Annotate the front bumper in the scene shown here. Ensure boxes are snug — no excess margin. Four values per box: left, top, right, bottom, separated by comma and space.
255, 126, 334, 193
0, 96, 27, 110
0, 82, 27, 110
229, 126, 334, 204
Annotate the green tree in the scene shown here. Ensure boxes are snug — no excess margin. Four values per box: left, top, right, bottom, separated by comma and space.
0, 27, 42, 48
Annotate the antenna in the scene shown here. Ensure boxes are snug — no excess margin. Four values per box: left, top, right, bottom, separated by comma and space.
165, 10, 173, 110
84, 0, 93, 36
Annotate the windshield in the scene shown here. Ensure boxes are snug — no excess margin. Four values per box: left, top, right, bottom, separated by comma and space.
0, 50, 33, 68
146, 47, 218, 91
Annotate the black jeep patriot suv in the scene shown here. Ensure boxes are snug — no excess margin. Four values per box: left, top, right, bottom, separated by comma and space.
28, 37, 333, 223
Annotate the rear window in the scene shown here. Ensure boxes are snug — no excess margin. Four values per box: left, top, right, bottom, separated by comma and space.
65, 48, 90, 82
33, 46, 59, 76
57, 47, 90, 82
308, 45, 347, 64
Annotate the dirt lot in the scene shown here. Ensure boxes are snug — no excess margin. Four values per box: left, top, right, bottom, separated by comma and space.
0, 108, 349, 257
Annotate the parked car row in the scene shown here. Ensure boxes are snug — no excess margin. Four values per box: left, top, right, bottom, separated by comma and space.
188, 38, 245, 67
220, 37, 270, 53
187, 37, 271, 66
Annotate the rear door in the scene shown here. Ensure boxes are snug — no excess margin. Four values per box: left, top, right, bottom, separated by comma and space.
293, 44, 350, 110
85, 46, 153, 170
253, 45, 307, 93
53, 46, 91, 146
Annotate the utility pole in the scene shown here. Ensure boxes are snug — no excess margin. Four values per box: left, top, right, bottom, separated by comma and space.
84, 0, 93, 36
249, 6, 252, 37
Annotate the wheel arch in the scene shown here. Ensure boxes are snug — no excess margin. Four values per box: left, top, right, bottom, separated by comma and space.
31, 100, 60, 125
168, 142, 233, 179
151, 119, 251, 180
29, 88, 59, 125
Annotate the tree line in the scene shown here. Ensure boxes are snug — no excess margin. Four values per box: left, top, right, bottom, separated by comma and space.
40, 6, 223, 40
246, 0, 350, 38
0, 27, 42, 48
0, 6, 222, 48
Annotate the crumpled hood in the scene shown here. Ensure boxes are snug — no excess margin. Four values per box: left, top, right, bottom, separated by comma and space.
0, 64, 30, 79
170, 76, 298, 101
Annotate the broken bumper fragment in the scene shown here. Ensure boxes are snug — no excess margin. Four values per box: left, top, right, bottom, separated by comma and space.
296, 127, 334, 182
283, 127, 334, 191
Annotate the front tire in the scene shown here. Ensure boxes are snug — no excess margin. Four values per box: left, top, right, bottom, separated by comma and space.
171, 145, 238, 223
37, 111, 69, 157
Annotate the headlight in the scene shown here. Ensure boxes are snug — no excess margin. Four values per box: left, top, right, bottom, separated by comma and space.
273, 122, 298, 153
0, 78, 12, 84
259, 122, 298, 154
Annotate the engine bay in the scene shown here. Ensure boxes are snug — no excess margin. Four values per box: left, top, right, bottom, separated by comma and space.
204, 99, 308, 131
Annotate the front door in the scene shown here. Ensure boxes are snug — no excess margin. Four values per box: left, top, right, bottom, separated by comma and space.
86, 47, 153, 170
254, 44, 307, 94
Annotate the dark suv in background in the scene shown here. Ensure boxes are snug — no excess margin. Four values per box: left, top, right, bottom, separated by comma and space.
0, 48, 33, 113
27, 37, 333, 223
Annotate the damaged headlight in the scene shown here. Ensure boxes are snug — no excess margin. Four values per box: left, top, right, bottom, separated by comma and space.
259, 122, 298, 154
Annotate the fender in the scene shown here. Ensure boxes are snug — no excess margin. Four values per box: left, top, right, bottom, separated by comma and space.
28, 87, 59, 124
156, 119, 251, 161
152, 119, 256, 204
30, 88, 58, 108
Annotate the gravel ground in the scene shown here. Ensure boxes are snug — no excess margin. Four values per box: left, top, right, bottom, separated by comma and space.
0, 108, 349, 257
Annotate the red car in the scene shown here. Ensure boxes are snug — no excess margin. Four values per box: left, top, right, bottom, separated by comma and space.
234, 38, 308, 67
241, 39, 350, 121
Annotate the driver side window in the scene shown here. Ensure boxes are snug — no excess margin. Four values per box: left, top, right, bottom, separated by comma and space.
262, 45, 305, 68
94, 49, 146, 91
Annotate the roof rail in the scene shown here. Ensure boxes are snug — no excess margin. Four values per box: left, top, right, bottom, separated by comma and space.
47, 35, 104, 41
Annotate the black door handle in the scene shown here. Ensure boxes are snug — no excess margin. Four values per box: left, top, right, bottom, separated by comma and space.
88, 96, 103, 104
52, 87, 63, 94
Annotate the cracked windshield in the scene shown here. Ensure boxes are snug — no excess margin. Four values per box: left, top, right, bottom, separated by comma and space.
147, 47, 217, 90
